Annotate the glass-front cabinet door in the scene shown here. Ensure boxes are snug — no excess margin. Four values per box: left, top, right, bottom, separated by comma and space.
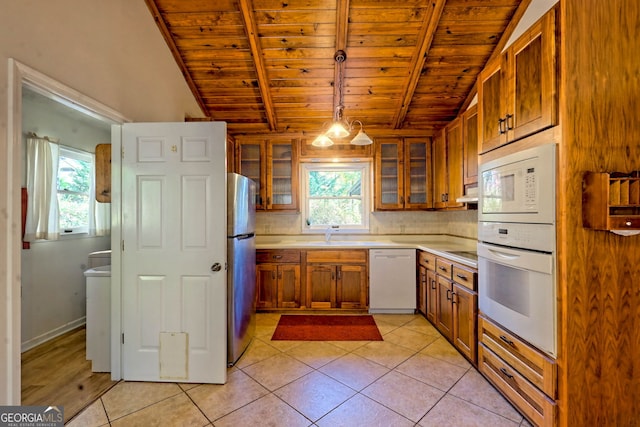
236, 138, 298, 212
237, 140, 266, 209
405, 139, 432, 209
375, 139, 403, 210
267, 139, 298, 211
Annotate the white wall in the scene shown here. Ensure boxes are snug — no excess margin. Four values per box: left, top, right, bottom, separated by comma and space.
20, 91, 112, 350
0, 0, 203, 404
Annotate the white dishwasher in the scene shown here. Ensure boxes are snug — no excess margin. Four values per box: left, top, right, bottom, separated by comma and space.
369, 249, 416, 314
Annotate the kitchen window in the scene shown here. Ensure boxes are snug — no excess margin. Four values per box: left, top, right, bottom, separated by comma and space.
301, 162, 371, 233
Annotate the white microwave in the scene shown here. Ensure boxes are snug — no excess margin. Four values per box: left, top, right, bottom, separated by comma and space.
478, 143, 556, 224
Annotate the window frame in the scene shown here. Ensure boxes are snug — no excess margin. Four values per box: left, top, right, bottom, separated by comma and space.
300, 161, 372, 234
57, 145, 94, 236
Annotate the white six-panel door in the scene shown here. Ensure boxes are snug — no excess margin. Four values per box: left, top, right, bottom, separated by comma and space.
121, 122, 227, 383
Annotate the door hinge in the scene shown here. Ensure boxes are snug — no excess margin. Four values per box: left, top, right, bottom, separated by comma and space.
122, 333, 125, 344
121, 146, 124, 159
122, 240, 125, 251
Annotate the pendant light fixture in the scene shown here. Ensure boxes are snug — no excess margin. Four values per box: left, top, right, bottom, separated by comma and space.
311, 50, 373, 147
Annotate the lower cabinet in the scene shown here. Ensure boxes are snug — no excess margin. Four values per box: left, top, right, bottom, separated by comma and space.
428, 254, 478, 365
306, 250, 368, 310
256, 250, 301, 309
478, 315, 557, 427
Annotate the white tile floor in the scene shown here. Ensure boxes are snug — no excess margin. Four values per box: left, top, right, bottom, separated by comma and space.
68, 313, 533, 426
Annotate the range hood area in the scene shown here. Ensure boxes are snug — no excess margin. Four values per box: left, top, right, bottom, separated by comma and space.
456, 187, 478, 204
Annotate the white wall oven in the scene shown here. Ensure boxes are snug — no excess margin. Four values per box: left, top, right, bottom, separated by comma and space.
478, 143, 557, 358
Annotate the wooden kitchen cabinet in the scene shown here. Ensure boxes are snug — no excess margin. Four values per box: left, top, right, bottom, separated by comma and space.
417, 250, 435, 316
462, 104, 478, 188
430, 256, 478, 365
374, 138, 432, 210
306, 250, 368, 310
433, 119, 464, 209
236, 138, 298, 211
479, 315, 557, 427
256, 250, 301, 309
478, 8, 557, 153
417, 251, 438, 323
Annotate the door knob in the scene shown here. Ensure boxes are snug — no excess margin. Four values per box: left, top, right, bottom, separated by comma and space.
210, 263, 222, 272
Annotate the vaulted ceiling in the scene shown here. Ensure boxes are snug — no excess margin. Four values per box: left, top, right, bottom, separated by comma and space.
145, 0, 526, 138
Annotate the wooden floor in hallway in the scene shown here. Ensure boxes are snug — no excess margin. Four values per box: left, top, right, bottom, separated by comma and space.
21, 327, 118, 423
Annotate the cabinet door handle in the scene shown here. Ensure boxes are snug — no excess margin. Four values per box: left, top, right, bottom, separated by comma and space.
505, 113, 514, 130
451, 291, 457, 304
400, 195, 404, 205
499, 367, 514, 379
278, 271, 282, 279
267, 196, 271, 206
337, 268, 342, 280
430, 279, 437, 290
455, 273, 467, 281
272, 271, 276, 280
499, 335, 516, 347
498, 117, 506, 134
446, 289, 452, 301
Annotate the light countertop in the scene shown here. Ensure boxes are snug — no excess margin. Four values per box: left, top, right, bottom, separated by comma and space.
255, 234, 478, 268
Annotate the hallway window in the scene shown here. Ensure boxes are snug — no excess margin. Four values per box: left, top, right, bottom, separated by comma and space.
57, 146, 93, 234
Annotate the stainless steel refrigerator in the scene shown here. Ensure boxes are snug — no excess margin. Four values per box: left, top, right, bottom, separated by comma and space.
227, 173, 256, 366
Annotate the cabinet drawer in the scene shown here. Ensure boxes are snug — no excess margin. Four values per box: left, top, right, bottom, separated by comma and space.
479, 316, 557, 398
418, 251, 436, 271
452, 264, 476, 291
257, 250, 300, 264
479, 344, 556, 427
306, 249, 367, 264
435, 258, 453, 278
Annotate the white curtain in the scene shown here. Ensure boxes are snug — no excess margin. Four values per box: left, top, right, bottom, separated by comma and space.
89, 152, 111, 236
25, 137, 60, 241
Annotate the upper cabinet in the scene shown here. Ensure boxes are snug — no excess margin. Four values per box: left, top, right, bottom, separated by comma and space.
236, 138, 299, 212
374, 138, 432, 210
433, 118, 464, 210
478, 8, 558, 153
462, 104, 478, 188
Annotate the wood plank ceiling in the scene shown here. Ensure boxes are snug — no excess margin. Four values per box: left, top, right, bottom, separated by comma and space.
145, 0, 524, 138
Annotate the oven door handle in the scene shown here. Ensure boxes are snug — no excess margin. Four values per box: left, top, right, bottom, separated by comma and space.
486, 248, 520, 260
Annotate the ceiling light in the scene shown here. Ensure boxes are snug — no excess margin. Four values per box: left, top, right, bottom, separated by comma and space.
311, 134, 334, 147
349, 120, 373, 146
314, 50, 374, 147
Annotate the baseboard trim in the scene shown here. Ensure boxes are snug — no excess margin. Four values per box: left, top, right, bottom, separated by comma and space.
21, 317, 86, 353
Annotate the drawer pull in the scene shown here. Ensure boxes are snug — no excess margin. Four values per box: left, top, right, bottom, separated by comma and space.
455, 273, 468, 281
439, 266, 448, 272
499, 335, 516, 347
499, 367, 514, 379
273, 255, 282, 259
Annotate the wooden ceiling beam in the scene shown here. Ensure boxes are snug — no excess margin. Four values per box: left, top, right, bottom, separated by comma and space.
333, 0, 350, 114
144, 0, 208, 116
392, 0, 446, 129
238, 0, 278, 131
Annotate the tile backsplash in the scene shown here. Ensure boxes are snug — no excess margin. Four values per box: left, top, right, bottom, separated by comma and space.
256, 209, 478, 239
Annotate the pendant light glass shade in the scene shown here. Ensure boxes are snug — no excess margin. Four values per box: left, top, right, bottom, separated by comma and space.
349, 120, 373, 145
311, 134, 334, 147
350, 129, 373, 145
326, 121, 350, 139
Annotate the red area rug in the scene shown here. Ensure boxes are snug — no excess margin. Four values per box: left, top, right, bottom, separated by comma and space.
271, 315, 383, 341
